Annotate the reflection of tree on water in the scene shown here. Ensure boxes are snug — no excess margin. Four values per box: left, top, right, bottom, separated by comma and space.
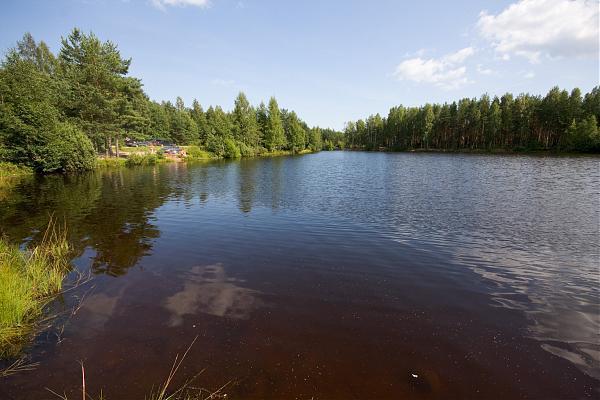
0, 166, 178, 276
86, 168, 169, 276
269, 157, 284, 211
164, 263, 262, 326
237, 159, 258, 213
0, 160, 288, 278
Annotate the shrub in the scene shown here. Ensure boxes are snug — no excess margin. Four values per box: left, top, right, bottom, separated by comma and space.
223, 138, 241, 159
34, 123, 96, 173
206, 135, 225, 157
185, 145, 215, 160
96, 157, 126, 168
238, 142, 256, 157
125, 153, 158, 166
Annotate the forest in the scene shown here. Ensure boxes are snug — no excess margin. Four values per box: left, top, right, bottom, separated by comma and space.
1, 30, 598, 175
343, 87, 600, 152
0, 30, 332, 173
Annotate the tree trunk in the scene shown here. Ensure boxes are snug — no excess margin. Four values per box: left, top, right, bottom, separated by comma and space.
116, 136, 120, 158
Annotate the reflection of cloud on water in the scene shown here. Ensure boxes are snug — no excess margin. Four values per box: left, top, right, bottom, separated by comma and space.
453, 243, 600, 380
164, 264, 262, 326
77, 290, 123, 337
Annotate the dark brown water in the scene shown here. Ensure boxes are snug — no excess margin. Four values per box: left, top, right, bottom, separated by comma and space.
1, 152, 599, 399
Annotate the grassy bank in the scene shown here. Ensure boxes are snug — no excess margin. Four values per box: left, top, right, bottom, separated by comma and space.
97, 152, 174, 168
0, 223, 71, 358
0, 162, 33, 179
262, 148, 314, 157
5, 146, 316, 175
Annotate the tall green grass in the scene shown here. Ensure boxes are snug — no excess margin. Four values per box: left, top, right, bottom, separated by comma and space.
96, 157, 126, 168
0, 222, 71, 358
0, 162, 33, 178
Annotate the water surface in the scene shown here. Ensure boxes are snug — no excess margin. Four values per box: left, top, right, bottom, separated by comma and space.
0, 152, 598, 399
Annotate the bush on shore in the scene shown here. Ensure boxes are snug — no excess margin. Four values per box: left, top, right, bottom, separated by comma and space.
184, 145, 216, 160
125, 153, 159, 166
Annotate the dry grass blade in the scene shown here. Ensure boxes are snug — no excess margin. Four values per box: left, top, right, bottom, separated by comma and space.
0, 357, 40, 377
153, 335, 199, 400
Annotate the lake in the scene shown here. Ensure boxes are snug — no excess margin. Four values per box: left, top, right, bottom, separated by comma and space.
0, 151, 598, 399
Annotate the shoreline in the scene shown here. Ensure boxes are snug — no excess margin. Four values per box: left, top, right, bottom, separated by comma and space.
342, 147, 600, 157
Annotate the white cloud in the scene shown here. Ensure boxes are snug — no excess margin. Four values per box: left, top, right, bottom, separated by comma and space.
476, 64, 494, 75
393, 47, 475, 90
152, 0, 211, 10
524, 71, 536, 79
477, 0, 599, 63
444, 47, 475, 64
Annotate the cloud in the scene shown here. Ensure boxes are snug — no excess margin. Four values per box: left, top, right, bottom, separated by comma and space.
477, 0, 599, 63
476, 64, 494, 75
443, 47, 475, 64
524, 71, 536, 79
151, 0, 211, 10
393, 47, 475, 90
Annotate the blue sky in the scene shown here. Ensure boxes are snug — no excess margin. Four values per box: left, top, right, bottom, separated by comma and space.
1, 0, 598, 129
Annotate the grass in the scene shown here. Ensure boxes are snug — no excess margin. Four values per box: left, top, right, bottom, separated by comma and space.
97, 153, 172, 168
258, 148, 314, 157
0, 162, 33, 178
125, 152, 167, 166
95, 146, 314, 170
116, 145, 151, 153
96, 157, 127, 168
0, 220, 72, 358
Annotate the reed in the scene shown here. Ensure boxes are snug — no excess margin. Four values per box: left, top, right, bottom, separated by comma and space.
0, 219, 71, 358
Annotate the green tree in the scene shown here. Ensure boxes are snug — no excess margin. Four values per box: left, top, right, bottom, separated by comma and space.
285, 111, 306, 153
58, 28, 132, 154
232, 92, 261, 148
308, 127, 323, 151
0, 40, 95, 172
205, 106, 233, 157
190, 99, 208, 145
264, 97, 286, 151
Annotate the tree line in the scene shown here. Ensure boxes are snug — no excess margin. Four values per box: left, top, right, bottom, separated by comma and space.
343, 87, 600, 152
0, 29, 328, 173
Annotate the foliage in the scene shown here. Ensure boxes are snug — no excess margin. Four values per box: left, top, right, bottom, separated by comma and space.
35, 122, 96, 173
184, 145, 215, 160
223, 138, 241, 159
284, 111, 306, 153
264, 97, 287, 150
97, 157, 126, 168
0, 30, 323, 174
125, 153, 159, 166
238, 141, 256, 157
232, 92, 261, 147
